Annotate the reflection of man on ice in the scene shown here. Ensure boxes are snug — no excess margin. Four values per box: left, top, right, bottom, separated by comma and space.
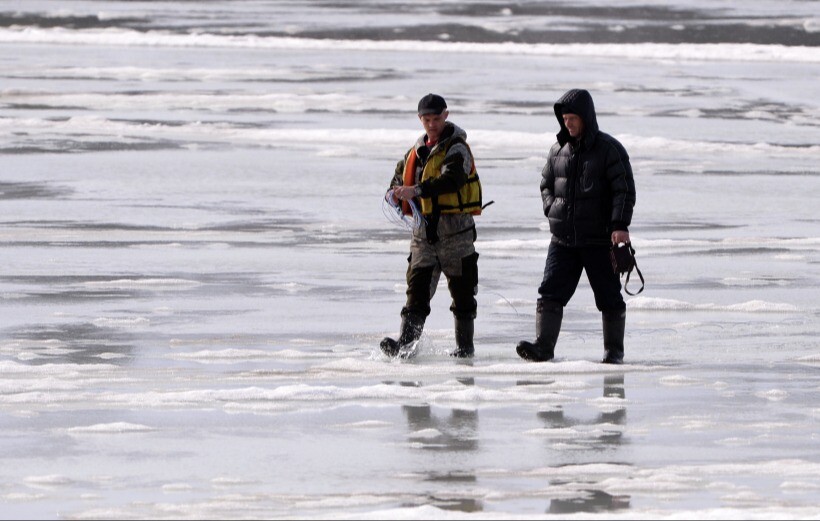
381, 93, 483, 359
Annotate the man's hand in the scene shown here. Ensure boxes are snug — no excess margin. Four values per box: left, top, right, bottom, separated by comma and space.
393, 185, 418, 201
611, 230, 630, 245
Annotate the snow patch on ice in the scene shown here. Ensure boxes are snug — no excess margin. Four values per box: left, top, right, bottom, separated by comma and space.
407, 428, 443, 439
3, 492, 45, 501
211, 477, 258, 488
780, 480, 820, 490
96, 352, 128, 359
81, 278, 201, 290
628, 296, 799, 313
269, 282, 310, 293
332, 420, 393, 429
659, 375, 702, 386
755, 389, 788, 401
92, 317, 150, 327
24, 475, 75, 487
716, 437, 753, 447
162, 483, 194, 492
66, 422, 155, 434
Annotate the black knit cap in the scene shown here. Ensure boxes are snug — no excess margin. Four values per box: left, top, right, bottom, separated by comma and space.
418, 93, 447, 115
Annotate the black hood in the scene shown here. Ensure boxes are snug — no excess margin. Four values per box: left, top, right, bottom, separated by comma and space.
554, 89, 599, 146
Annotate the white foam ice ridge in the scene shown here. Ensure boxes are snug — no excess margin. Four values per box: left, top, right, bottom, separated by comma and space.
3, 116, 819, 160
64, 422, 155, 434
7, 379, 555, 413
80, 278, 202, 290
659, 375, 705, 387
331, 420, 393, 430
0, 357, 645, 410
754, 389, 789, 401
22, 474, 76, 487
0, 90, 406, 114
1, 65, 380, 83
795, 354, 820, 364
166, 348, 332, 362
627, 296, 800, 313
624, 236, 820, 258
1, 27, 819, 63
483, 236, 820, 257
91, 317, 150, 328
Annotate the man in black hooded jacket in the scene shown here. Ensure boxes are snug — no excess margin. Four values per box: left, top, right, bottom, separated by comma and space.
517, 89, 636, 364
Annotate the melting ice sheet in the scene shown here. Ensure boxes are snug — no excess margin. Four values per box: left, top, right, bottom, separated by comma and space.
1, 0, 819, 519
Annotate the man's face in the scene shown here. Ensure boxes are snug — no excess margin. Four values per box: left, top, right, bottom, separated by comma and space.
419, 110, 448, 141
562, 113, 584, 139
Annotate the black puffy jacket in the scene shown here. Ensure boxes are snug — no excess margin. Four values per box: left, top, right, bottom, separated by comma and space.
541, 89, 636, 247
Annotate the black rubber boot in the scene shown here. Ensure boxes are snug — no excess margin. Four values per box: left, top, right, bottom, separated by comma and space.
601, 309, 625, 364
516, 300, 562, 362
380, 312, 425, 357
450, 317, 475, 358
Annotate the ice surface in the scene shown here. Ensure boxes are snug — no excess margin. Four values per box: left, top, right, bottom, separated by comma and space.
0, 0, 819, 519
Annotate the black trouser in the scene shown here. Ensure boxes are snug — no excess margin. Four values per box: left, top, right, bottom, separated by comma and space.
402, 252, 479, 320
538, 241, 625, 313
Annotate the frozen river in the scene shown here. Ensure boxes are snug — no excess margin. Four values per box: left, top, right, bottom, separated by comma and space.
1, 1, 819, 518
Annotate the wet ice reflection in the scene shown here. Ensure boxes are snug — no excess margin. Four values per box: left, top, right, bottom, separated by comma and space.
399, 377, 482, 513
536, 375, 627, 449
541, 376, 631, 514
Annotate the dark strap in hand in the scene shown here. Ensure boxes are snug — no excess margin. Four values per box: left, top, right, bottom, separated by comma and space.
623, 244, 644, 296
611, 243, 645, 296
624, 247, 644, 295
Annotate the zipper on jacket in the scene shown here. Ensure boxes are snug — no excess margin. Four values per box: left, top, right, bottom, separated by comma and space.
569, 145, 579, 245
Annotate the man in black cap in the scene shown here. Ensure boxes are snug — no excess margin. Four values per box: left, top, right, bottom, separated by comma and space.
517, 89, 636, 364
381, 93, 483, 359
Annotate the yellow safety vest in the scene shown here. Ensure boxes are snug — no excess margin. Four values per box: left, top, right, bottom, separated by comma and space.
402, 139, 483, 216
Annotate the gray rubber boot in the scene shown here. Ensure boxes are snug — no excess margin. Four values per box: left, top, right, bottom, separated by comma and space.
516, 300, 562, 362
451, 317, 475, 358
601, 309, 625, 364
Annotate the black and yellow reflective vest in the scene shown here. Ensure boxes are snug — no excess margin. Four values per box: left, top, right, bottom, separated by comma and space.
401, 137, 483, 216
